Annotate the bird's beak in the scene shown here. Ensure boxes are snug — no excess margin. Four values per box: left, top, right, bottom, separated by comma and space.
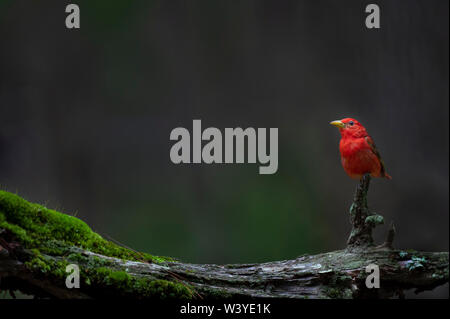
330, 120, 345, 129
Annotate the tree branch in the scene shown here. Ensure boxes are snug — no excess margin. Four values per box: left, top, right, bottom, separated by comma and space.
0, 188, 448, 299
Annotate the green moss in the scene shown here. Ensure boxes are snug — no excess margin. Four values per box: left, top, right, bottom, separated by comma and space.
0, 190, 191, 299
24, 252, 192, 299
0, 190, 171, 263
25, 252, 68, 279
322, 286, 353, 299
195, 287, 233, 299
320, 271, 354, 299
323, 287, 340, 298
86, 267, 193, 299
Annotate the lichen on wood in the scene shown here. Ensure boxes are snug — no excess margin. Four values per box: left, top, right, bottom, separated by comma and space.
346, 174, 386, 250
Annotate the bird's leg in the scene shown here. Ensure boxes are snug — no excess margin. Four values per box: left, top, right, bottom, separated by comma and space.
346, 174, 384, 250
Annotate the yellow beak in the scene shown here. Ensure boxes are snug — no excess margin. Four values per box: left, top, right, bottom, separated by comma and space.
330, 120, 345, 128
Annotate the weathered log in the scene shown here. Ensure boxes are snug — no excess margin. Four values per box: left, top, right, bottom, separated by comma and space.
1, 245, 448, 299
0, 186, 448, 299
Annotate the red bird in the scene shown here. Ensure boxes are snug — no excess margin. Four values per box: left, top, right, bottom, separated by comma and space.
330, 118, 391, 180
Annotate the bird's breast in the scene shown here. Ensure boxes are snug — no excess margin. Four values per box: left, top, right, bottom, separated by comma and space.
339, 137, 368, 158
339, 137, 381, 178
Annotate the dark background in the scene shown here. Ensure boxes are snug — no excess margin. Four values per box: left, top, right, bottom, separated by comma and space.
0, 0, 448, 297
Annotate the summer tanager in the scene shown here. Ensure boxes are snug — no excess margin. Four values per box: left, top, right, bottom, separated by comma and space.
330, 118, 391, 180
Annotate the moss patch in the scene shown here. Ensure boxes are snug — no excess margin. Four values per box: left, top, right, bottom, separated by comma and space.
0, 190, 192, 299
85, 267, 193, 299
25, 252, 69, 279
0, 190, 171, 263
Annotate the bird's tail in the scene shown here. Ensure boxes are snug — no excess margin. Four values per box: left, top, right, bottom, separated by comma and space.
384, 172, 392, 180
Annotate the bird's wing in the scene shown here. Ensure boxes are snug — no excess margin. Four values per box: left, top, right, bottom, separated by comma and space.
365, 136, 391, 179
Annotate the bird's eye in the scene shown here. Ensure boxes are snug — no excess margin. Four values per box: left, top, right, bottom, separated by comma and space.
349, 121, 354, 126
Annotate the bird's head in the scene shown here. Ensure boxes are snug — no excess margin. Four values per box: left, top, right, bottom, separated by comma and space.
330, 118, 368, 138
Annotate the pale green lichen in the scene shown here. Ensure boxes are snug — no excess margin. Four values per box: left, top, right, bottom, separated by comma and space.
365, 215, 384, 227
406, 256, 427, 271
399, 251, 408, 259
